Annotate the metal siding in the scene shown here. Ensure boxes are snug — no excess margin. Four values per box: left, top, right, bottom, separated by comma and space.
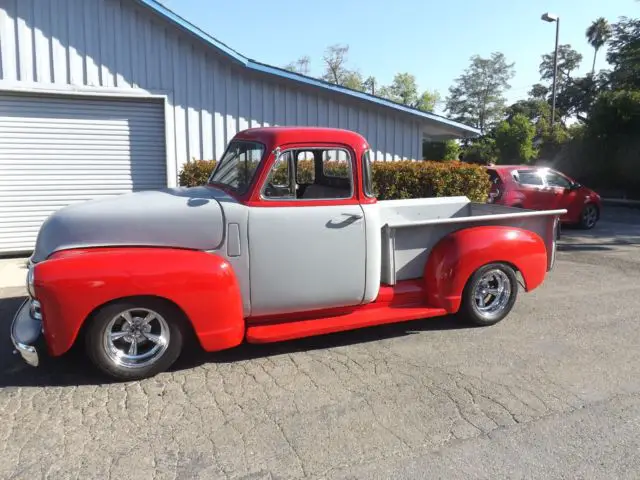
0, 0, 425, 184
0, 93, 166, 253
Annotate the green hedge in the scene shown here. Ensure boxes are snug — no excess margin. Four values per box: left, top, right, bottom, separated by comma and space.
179, 158, 491, 203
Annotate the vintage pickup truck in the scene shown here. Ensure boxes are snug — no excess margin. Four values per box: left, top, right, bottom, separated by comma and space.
12, 127, 565, 380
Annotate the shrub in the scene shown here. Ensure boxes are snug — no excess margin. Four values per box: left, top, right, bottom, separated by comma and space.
179, 158, 491, 203
178, 159, 217, 187
372, 161, 490, 202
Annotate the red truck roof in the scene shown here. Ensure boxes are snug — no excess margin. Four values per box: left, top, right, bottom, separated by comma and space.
234, 126, 370, 149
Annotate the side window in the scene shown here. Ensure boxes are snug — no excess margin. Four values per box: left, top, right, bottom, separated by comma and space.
295, 151, 315, 184
514, 169, 544, 186
301, 148, 354, 200
262, 151, 294, 199
322, 149, 351, 179
545, 171, 572, 188
362, 149, 375, 198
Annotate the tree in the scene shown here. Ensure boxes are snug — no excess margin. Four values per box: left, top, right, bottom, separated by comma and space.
586, 17, 612, 75
460, 136, 499, 164
342, 70, 365, 91
539, 44, 583, 88
363, 76, 378, 95
380, 73, 419, 106
417, 90, 440, 112
423, 139, 460, 160
529, 83, 549, 101
538, 45, 589, 121
606, 16, 640, 90
284, 56, 311, 75
588, 89, 640, 138
322, 44, 350, 85
445, 52, 516, 134
494, 114, 537, 164
378, 73, 440, 112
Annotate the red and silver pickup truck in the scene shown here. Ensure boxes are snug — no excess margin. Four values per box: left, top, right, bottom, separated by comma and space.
12, 127, 565, 380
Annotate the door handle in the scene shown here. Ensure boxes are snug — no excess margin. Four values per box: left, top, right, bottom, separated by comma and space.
342, 213, 363, 219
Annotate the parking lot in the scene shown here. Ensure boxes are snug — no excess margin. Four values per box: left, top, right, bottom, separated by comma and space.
1, 206, 639, 479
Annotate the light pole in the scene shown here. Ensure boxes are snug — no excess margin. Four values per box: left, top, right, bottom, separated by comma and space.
541, 12, 560, 127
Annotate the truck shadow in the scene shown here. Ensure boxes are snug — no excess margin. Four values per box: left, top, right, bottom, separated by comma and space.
0, 295, 471, 388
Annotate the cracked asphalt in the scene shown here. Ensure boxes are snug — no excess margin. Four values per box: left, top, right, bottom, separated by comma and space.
1, 206, 639, 479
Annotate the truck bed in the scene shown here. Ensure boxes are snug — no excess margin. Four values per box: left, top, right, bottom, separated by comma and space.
378, 196, 565, 285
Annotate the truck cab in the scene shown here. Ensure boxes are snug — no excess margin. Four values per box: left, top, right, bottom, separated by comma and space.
207, 127, 380, 318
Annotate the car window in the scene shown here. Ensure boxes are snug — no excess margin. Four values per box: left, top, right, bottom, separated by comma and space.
544, 171, 572, 189
208, 140, 264, 194
262, 151, 294, 199
362, 149, 375, 198
322, 149, 351, 179
262, 147, 354, 201
487, 169, 502, 186
513, 169, 544, 186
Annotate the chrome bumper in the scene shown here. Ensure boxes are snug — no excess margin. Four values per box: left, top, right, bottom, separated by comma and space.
10, 299, 43, 367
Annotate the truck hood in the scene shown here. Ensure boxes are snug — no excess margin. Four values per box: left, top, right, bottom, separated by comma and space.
31, 186, 232, 263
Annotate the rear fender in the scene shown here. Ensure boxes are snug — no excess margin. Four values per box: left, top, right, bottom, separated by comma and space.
33, 247, 245, 356
424, 226, 547, 313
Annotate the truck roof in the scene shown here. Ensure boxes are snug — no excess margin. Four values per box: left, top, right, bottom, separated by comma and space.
233, 126, 369, 149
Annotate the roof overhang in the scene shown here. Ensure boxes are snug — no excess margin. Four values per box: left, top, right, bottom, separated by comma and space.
133, 0, 481, 139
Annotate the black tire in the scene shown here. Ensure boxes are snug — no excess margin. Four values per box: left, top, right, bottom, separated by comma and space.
578, 203, 599, 229
84, 298, 185, 381
458, 263, 519, 327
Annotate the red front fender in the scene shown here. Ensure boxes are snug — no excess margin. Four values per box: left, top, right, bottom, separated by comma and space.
33, 248, 245, 357
424, 226, 548, 313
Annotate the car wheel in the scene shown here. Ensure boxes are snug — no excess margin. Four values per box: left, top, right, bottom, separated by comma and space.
459, 263, 519, 327
579, 204, 599, 229
84, 298, 185, 381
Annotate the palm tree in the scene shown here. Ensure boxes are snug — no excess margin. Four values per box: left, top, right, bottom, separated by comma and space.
586, 17, 612, 75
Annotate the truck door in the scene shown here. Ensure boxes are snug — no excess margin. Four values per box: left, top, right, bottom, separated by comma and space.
247, 147, 367, 317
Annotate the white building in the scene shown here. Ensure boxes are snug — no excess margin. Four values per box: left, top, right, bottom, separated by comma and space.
0, 0, 479, 254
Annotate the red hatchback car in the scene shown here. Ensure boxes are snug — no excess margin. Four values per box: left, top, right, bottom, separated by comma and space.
486, 165, 602, 229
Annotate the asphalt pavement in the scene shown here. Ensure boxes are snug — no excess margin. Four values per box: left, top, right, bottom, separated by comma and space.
1, 206, 639, 479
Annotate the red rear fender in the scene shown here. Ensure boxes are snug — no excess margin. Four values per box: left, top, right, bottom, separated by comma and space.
34, 248, 245, 356
424, 226, 548, 313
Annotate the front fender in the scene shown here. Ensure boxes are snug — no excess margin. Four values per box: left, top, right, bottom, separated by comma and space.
424, 226, 548, 313
33, 248, 245, 356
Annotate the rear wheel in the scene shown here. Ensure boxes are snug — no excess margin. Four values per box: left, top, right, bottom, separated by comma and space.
458, 263, 519, 326
579, 203, 599, 229
84, 299, 185, 381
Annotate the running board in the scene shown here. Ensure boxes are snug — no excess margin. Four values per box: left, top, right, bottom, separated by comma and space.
245, 305, 448, 344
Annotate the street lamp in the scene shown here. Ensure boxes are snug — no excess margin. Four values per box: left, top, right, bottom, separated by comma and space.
541, 12, 560, 126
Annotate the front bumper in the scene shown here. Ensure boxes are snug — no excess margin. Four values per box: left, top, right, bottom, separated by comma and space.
10, 299, 43, 367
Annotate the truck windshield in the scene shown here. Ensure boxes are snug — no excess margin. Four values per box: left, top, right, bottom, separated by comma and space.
208, 140, 265, 194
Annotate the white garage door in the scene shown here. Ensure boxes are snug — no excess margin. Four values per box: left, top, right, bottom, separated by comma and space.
0, 93, 167, 254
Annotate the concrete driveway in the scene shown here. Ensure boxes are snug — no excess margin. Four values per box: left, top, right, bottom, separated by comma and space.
1, 207, 639, 479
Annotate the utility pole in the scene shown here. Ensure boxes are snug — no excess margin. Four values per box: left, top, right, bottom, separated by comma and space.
541, 13, 560, 126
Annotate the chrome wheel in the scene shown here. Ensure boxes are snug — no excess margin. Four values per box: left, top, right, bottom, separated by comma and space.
103, 308, 170, 369
472, 269, 512, 318
582, 204, 598, 229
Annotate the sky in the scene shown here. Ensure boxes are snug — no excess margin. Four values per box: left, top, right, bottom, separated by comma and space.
162, 0, 637, 114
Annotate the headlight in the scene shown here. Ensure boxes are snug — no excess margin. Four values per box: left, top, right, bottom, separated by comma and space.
26, 266, 35, 298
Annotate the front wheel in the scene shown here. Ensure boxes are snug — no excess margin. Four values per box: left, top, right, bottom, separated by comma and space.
458, 263, 519, 327
84, 299, 185, 381
579, 203, 599, 229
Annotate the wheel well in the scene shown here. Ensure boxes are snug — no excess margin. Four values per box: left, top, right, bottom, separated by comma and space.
463, 261, 524, 293
75, 295, 200, 349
